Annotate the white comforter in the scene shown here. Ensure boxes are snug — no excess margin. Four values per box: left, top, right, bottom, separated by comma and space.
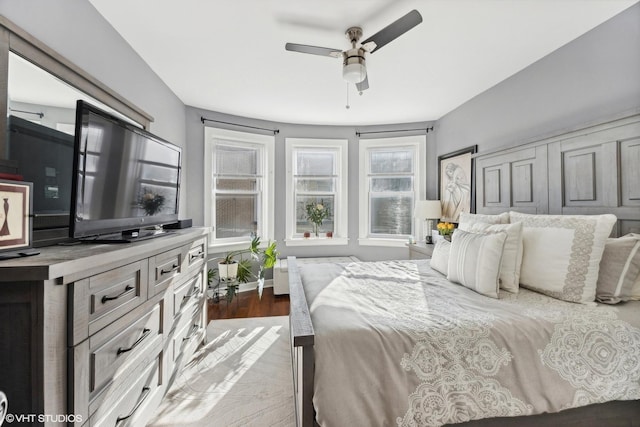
298, 259, 640, 427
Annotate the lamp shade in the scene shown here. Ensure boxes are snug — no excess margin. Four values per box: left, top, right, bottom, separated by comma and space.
343, 62, 366, 84
414, 200, 442, 219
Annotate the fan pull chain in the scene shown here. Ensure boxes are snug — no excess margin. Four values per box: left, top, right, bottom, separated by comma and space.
346, 83, 350, 109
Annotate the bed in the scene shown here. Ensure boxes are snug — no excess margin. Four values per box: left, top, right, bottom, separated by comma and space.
288, 213, 640, 427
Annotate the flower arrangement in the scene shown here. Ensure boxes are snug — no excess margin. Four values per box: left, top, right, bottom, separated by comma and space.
140, 188, 165, 216
437, 221, 455, 236
305, 200, 331, 237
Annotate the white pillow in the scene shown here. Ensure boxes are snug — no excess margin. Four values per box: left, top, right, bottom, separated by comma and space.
447, 229, 507, 299
596, 234, 640, 304
632, 271, 640, 300
430, 239, 451, 276
458, 221, 523, 293
509, 211, 617, 304
459, 212, 510, 226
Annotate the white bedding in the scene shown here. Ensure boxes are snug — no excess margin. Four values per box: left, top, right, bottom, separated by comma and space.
298, 259, 640, 427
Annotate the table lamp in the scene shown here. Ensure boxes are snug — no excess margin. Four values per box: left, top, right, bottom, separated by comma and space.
414, 200, 442, 244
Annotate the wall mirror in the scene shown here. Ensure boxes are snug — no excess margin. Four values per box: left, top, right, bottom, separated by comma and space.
0, 17, 152, 245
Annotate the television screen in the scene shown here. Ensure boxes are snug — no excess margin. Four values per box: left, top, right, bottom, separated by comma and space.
7, 115, 74, 227
71, 100, 181, 240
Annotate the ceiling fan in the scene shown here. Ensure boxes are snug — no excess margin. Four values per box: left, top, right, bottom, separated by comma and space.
285, 10, 423, 92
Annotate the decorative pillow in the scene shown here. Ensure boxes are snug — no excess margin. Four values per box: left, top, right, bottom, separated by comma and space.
458, 221, 523, 293
596, 234, 640, 304
447, 229, 507, 299
459, 212, 510, 226
430, 239, 451, 276
509, 211, 617, 304
633, 273, 640, 300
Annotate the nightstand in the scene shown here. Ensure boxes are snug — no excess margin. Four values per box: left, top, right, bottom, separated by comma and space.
406, 242, 434, 259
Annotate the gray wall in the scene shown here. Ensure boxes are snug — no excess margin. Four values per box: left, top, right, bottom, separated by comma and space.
0, 0, 189, 212
186, 106, 436, 261
435, 2, 640, 157
2, 1, 638, 262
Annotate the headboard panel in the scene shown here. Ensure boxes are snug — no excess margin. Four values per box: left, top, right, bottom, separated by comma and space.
475, 114, 640, 237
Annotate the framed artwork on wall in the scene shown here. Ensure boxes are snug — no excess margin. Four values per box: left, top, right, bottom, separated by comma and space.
0, 179, 33, 255
438, 145, 477, 223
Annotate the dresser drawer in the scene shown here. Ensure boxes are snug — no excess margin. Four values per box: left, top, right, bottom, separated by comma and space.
171, 303, 204, 366
90, 303, 161, 395
148, 247, 183, 296
172, 272, 204, 318
186, 237, 206, 272
69, 260, 149, 345
69, 300, 164, 426
92, 355, 163, 427
148, 238, 207, 298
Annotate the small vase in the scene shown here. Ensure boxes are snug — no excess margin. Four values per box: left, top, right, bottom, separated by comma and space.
443, 235, 451, 242
326, 231, 333, 238
303, 231, 310, 238
313, 224, 319, 238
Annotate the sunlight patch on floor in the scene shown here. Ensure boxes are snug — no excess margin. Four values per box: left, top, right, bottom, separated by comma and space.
157, 324, 284, 424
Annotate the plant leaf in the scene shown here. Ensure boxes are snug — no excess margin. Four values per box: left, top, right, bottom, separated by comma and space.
236, 258, 253, 283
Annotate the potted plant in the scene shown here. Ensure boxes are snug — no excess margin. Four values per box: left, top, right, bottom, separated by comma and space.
208, 235, 278, 303
306, 200, 331, 237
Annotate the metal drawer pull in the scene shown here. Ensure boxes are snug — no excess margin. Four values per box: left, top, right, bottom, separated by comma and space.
117, 328, 151, 356
101, 285, 134, 304
183, 286, 201, 300
182, 324, 200, 342
189, 251, 204, 262
160, 263, 179, 275
115, 386, 151, 425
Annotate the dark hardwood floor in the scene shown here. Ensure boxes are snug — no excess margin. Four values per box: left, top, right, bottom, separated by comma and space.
207, 286, 290, 321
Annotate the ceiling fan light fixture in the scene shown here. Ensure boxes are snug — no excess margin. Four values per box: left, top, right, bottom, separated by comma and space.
343, 62, 366, 84
343, 47, 366, 84
285, 10, 423, 92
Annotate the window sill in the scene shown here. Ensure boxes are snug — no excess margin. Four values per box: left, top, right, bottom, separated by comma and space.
358, 238, 410, 248
285, 237, 349, 247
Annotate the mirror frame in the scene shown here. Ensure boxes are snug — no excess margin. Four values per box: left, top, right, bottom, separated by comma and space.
0, 15, 153, 160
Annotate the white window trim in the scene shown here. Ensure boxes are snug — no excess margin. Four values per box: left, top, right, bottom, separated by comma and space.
358, 136, 426, 247
285, 138, 349, 247
204, 127, 275, 252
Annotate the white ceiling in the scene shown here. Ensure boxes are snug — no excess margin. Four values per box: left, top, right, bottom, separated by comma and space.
89, 0, 638, 126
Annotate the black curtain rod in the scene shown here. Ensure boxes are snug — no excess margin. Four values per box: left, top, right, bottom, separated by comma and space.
10, 108, 44, 118
356, 126, 433, 137
200, 117, 279, 135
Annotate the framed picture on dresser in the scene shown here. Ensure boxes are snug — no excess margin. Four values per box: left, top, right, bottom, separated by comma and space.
438, 145, 477, 222
0, 179, 33, 254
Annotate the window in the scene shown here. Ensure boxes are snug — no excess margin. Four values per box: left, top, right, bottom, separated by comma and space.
285, 138, 348, 246
359, 136, 426, 247
204, 127, 274, 249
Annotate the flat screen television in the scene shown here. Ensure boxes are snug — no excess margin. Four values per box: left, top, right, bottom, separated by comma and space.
70, 100, 181, 242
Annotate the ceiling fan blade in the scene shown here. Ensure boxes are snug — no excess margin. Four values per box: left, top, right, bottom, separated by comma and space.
285, 43, 342, 58
356, 74, 369, 92
362, 10, 422, 54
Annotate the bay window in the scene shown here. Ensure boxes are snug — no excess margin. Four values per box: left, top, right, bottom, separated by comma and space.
285, 138, 348, 245
204, 127, 274, 249
359, 136, 426, 246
